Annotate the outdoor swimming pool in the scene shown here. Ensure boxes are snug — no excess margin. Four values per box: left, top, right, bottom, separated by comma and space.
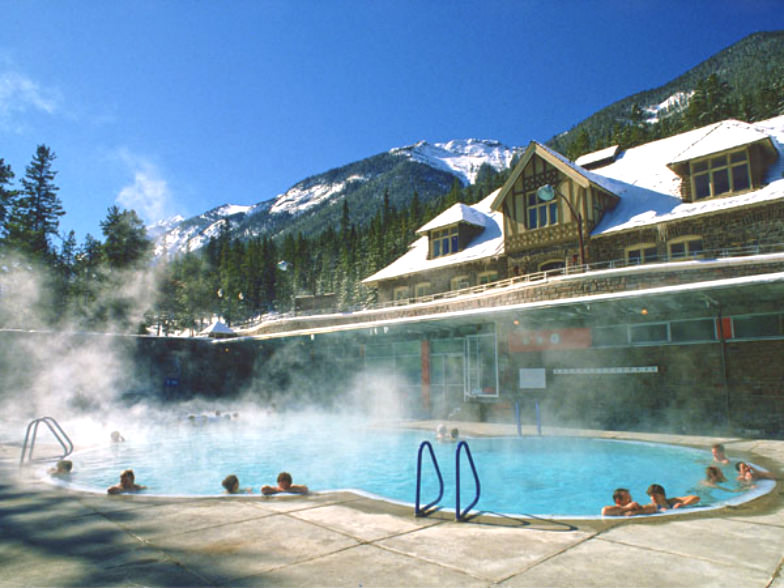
52, 415, 773, 517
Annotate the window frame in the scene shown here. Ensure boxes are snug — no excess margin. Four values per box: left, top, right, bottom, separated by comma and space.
393, 286, 410, 301
414, 282, 431, 298
668, 236, 704, 259
625, 243, 658, 265
689, 148, 751, 200
477, 271, 498, 285
430, 225, 459, 258
526, 190, 559, 230
450, 275, 470, 291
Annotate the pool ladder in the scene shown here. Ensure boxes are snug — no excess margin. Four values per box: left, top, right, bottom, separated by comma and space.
19, 416, 73, 466
415, 440, 481, 521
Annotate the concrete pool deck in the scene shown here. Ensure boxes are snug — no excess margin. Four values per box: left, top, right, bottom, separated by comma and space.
1, 422, 783, 587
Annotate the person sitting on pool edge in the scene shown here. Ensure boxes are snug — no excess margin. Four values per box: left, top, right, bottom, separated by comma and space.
107, 469, 147, 495
221, 474, 251, 494
646, 483, 699, 511
261, 472, 308, 495
601, 488, 655, 516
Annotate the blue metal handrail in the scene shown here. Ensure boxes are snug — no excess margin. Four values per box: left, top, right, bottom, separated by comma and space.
455, 440, 481, 521
19, 416, 73, 466
415, 440, 444, 517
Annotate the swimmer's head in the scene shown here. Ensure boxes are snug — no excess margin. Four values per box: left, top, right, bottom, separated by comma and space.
222, 474, 239, 493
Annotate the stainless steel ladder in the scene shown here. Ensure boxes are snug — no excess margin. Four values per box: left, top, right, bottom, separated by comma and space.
19, 417, 73, 466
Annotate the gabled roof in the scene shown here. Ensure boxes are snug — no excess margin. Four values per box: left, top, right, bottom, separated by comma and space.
490, 141, 621, 212
363, 189, 504, 284
667, 119, 777, 167
199, 320, 236, 337
416, 202, 489, 234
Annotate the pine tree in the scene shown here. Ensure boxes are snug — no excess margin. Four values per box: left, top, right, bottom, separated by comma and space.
100, 206, 151, 269
6, 145, 65, 261
0, 159, 17, 239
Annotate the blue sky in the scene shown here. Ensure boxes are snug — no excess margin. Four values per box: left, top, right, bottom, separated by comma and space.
1, 0, 783, 244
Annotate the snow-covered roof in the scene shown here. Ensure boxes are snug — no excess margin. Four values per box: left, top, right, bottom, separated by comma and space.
365, 116, 784, 285
591, 115, 784, 235
363, 189, 504, 284
667, 119, 775, 166
199, 320, 236, 337
416, 202, 489, 234
575, 144, 619, 168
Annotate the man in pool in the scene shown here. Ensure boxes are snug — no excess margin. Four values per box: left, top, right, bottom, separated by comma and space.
222, 474, 251, 494
711, 443, 729, 464
261, 472, 308, 495
601, 488, 655, 516
646, 483, 699, 511
107, 469, 147, 495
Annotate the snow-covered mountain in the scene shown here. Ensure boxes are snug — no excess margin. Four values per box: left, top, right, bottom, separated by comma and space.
151, 139, 521, 258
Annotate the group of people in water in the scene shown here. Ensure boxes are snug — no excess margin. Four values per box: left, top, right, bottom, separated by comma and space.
221, 471, 309, 495
47, 429, 309, 497
601, 443, 776, 516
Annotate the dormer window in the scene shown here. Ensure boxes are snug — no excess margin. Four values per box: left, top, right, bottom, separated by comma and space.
431, 226, 459, 258
690, 149, 751, 200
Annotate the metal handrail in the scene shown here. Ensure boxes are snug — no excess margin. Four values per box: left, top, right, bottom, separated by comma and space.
455, 440, 481, 521
19, 417, 73, 466
415, 440, 444, 517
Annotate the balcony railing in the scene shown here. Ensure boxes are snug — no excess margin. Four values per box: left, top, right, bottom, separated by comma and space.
368, 241, 784, 312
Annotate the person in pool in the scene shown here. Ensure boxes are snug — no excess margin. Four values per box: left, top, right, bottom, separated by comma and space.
601, 488, 655, 516
711, 443, 729, 464
735, 461, 776, 483
107, 469, 147, 495
261, 472, 308, 495
646, 483, 700, 511
221, 474, 251, 494
48, 459, 73, 477
701, 466, 741, 492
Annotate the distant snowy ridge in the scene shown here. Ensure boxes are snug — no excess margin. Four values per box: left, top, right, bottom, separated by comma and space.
391, 139, 520, 185
270, 174, 369, 216
150, 138, 521, 258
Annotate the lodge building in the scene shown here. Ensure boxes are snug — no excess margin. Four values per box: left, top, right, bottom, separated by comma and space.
359, 117, 783, 435
243, 117, 784, 437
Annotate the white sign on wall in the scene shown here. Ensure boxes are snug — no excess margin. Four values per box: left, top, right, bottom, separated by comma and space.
519, 368, 546, 389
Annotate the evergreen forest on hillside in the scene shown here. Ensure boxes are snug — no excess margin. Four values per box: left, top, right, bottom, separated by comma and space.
551, 31, 784, 159
2, 31, 784, 335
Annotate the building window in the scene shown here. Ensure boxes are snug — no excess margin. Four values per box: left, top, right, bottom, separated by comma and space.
393, 286, 409, 301
527, 191, 558, 229
690, 149, 751, 200
414, 282, 431, 298
733, 313, 784, 339
431, 226, 459, 258
592, 325, 628, 347
450, 275, 470, 290
539, 260, 565, 272
629, 322, 668, 344
669, 237, 704, 259
670, 318, 716, 342
478, 271, 498, 285
626, 243, 658, 265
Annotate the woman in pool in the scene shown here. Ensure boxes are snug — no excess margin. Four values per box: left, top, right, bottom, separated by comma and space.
221, 474, 251, 494
701, 466, 740, 492
646, 483, 700, 511
735, 461, 776, 484
107, 469, 147, 495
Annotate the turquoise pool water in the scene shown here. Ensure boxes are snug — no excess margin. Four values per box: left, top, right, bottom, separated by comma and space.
53, 416, 771, 517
